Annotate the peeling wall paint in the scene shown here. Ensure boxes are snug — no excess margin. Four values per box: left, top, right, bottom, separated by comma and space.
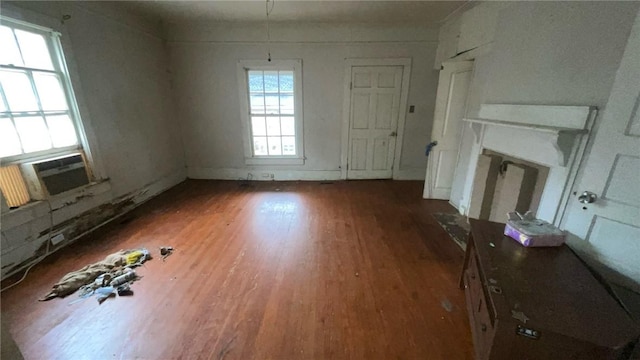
1, 171, 185, 279
1, 170, 185, 279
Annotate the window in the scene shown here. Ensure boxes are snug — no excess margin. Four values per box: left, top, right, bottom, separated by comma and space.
0, 17, 83, 161
238, 60, 303, 165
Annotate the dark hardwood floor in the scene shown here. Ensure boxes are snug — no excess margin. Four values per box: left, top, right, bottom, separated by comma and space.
1, 180, 473, 359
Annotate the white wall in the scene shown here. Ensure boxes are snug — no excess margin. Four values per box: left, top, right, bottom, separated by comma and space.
167, 22, 440, 180
466, 2, 640, 117
0, 2, 186, 278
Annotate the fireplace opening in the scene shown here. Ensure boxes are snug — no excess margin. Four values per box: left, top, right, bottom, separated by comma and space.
468, 150, 550, 224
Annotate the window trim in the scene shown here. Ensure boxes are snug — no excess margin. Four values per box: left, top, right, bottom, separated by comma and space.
0, 16, 89, 167
236, 59, 304, 166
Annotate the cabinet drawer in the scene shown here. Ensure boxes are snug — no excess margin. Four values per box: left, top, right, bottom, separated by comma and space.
466, 255, 483, 309
474, 293, 494, 358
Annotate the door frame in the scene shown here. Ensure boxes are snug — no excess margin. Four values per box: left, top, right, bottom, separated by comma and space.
340, 58, 412, 180
425, 60, 475, 201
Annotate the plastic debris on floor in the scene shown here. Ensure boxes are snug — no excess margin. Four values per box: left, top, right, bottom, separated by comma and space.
160, 246, 174, 261
40, 248, 151, 303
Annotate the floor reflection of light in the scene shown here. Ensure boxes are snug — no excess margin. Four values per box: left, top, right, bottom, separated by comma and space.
257, 193, 303, 214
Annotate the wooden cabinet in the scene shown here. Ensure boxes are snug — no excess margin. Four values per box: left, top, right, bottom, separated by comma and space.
460, 219, 640, 360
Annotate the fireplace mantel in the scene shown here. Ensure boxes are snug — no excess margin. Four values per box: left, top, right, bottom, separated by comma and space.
463, 118, 588, 166
463, 104, 597, 166
458, 104, 597, 224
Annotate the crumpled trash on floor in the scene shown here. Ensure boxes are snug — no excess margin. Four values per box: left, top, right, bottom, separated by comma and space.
95, 286, 116, 304
77, 268, 140, 303
40, 248, 150, 301
116, 283, 133, 296
125, 249, 151, 266
160, 246, 174, 261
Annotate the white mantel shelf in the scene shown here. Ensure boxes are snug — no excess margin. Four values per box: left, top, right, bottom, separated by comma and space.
463, 117, 588, 135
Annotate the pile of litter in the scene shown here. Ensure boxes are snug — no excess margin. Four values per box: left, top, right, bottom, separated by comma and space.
39, 248, 151, 303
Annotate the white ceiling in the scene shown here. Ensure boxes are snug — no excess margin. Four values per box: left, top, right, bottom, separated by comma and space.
122, 1, 469, 25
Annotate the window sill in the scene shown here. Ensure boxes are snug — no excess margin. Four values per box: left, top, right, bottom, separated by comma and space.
244, 157, 305, 166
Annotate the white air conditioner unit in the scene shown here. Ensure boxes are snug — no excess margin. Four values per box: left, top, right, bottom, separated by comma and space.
20, 153, 91, 200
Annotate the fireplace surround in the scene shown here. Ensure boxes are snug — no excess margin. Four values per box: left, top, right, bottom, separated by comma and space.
459, 104, 597, 225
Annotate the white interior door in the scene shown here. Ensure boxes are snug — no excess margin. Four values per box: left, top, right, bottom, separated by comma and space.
424, 61, 473, 199
561, 12, 640, 288
347, 66, 403, 179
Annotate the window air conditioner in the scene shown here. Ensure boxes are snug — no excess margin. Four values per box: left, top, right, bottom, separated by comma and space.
20, 153, 91, 200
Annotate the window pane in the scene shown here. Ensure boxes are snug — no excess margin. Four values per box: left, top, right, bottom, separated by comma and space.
281, 116, 295, 136
263, 71, 278, 92
14, 116, 52, 152
265, 95, 279, 114
0, 70, 39, 112
253, 136, 268, 155
248, 71, 263, 92
280, 94, 294, 115
282, 136, 296, 155
245, 67, 298, 159
0, 26, 23, 67
266, 117, 280, 136
46, 114, 77, 147
267, 136, 282, 155
0, 117, 22, 157
279, 71, 294, 92
34, 73, 68, 111
251, 116, 266, 136
249, 94, 265, 114
15, 29, 54, 71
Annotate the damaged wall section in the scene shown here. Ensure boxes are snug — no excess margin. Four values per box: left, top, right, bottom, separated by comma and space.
1, 1, 186, 279
1, 172, 184, 280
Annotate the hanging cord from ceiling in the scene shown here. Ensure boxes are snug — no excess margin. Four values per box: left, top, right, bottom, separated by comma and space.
266, 0, 275, 62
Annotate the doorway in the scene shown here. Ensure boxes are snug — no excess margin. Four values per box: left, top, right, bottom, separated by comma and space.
424, 60, 474, 200
341, 59, 411, 179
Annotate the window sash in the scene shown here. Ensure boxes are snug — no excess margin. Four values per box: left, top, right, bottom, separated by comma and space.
246, 69, 298, 158
237, 59, 303, 165
0, 17, 83, 162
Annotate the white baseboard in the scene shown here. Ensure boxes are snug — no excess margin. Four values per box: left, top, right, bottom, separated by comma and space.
393, 168, 426, 180
188, 167, 342, 181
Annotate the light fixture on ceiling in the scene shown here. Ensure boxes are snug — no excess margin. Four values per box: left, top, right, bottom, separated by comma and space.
266, 0, 275, 62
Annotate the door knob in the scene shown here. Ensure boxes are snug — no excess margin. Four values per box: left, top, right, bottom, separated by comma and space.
389, 131, 397, 137
578, 191, 597, 204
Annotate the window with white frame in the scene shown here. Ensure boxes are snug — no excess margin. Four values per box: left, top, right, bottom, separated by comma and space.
0, 17, 82, 161
238, 60, 303, 165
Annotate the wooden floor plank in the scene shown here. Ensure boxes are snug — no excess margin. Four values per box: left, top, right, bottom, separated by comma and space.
1, 180, 473, 359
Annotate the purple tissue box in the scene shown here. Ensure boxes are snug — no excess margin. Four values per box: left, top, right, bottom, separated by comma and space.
504, 220, 566, 247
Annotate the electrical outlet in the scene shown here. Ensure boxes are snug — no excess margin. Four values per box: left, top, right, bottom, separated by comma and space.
51, 233, 65, 245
